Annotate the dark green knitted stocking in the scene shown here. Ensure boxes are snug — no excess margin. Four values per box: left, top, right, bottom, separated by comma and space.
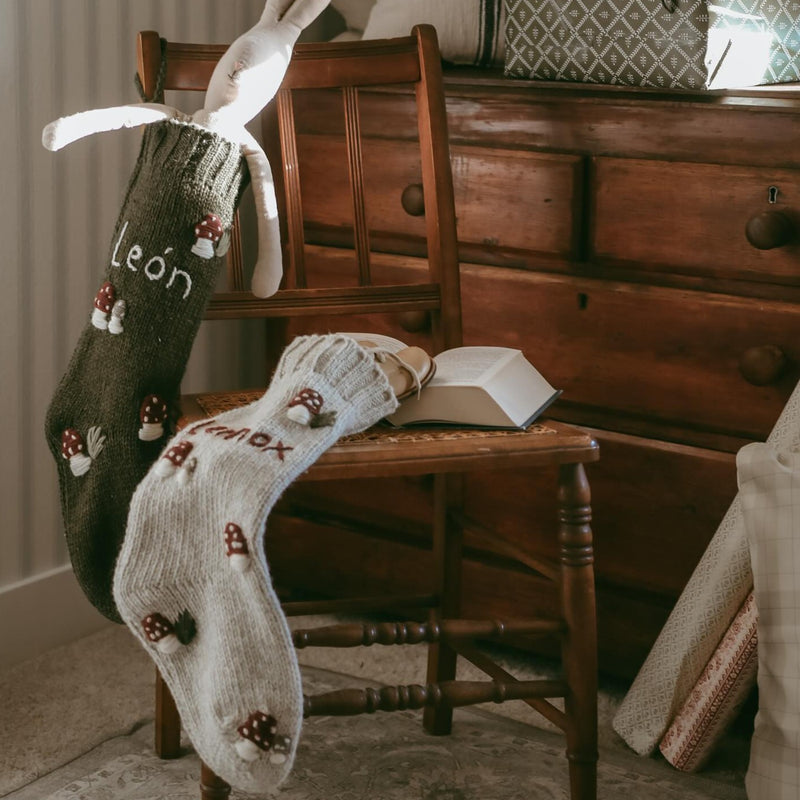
45, 120, 248, 622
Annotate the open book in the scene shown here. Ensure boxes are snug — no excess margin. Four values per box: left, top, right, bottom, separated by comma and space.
346, 333, 562, 429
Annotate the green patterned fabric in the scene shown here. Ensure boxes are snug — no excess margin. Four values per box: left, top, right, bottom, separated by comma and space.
504, 0, 800, 89
45, 119, 247, 623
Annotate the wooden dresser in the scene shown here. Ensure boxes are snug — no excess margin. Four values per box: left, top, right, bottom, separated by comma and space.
264, 71, 800, 680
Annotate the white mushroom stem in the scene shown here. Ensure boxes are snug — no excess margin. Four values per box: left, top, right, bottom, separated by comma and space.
235, 738, 262, 762
155, 458, 178, 478
138, 422, 164, 442
156, 633, 181, 655
191, 237, 216, 259
91, 307, 109, 330
287, 405, 313, 425
69, 452, 93, 477
228, 553, 251, 573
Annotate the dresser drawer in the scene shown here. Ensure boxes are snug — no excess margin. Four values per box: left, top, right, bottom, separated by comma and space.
286, 250, 799, 444
591, 157, 800, 284
456, 263, 800, 444
296, 134, 582, 260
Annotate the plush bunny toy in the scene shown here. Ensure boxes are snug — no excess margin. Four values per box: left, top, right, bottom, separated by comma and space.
44, 0, 330, 624
44, 0, 330, 298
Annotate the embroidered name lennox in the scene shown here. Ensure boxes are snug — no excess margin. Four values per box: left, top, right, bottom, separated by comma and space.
111, 221, 192, 299
185, 419, 293, 461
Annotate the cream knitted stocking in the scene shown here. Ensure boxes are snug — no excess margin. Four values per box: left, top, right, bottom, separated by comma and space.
113, 334, 397, 792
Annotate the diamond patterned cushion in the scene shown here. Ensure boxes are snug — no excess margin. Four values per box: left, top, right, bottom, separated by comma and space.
505, 0, 800, 89
505, 0, 709, 88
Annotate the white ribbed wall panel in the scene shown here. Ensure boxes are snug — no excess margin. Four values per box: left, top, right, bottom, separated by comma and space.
0, 0, 337, 666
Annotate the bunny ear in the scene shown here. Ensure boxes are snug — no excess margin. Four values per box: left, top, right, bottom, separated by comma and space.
42, 104, 182, 151
259, 0, 294, 25
276, 0, 331, 29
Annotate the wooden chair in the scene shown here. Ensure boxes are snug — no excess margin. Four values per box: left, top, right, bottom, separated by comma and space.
137, 25, 600, 800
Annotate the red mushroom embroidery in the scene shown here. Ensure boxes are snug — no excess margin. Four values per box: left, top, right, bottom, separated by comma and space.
191, 213, 223, 259
142, 613, 181, 654
155, 440, 195, 480
287, 388, 324, 425
224, 522, 250, 572
236, 711, 278, 762
138, 394, 168, 441
108, 298, 126, 335
61, 426, 106, 477
91, 282, 116, 330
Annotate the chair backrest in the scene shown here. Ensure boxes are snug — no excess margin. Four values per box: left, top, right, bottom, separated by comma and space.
136, 25, 462, 358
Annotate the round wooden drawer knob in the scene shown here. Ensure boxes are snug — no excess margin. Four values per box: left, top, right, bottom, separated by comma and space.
401, 183, 425, 216
398, 310, 430, 333
745, 210, 794, 250
739, 345, 788, 386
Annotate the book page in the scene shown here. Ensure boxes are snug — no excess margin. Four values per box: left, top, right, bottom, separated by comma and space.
433, 347, 517, 386
387, 345, 560, 429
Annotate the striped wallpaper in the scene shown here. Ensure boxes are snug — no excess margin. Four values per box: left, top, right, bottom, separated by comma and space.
0, 0, 339, 664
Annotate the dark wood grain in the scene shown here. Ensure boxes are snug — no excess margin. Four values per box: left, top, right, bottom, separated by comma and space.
154, 669, 181, 759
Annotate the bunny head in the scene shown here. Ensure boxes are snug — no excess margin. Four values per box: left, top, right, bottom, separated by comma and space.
197, 0, 331, 131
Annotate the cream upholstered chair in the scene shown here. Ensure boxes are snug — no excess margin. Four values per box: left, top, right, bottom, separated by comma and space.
137, 25, 600, 800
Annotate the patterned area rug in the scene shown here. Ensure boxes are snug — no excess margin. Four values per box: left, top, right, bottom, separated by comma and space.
6, 667, 745, 800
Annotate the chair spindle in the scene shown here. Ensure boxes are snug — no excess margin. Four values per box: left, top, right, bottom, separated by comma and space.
276, 88, 306, 287
292, 618, 565, 649
342, 85, 372, 284
303, 679, 568, 717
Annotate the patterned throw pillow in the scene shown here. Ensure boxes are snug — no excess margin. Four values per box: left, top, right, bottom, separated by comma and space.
504, 0, 800, 89
504, 0, 710, 89
738, 442, 800, 800
363, 0, 506, 66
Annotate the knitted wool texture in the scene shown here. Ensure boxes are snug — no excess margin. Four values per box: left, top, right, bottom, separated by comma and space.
45, 119, 248, 623
113, 334, 398, 793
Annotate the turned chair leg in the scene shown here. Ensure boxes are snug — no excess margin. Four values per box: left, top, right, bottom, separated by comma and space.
558, 463, 598, 800
423, 473, 464, 736
200, 762, 231, 800
155, 667, 182, 759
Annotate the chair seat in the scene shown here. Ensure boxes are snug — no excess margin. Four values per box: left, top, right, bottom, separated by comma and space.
179, 391, 599, 480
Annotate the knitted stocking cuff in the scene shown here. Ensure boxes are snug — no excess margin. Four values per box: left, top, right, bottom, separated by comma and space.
274, 334, 399, 437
